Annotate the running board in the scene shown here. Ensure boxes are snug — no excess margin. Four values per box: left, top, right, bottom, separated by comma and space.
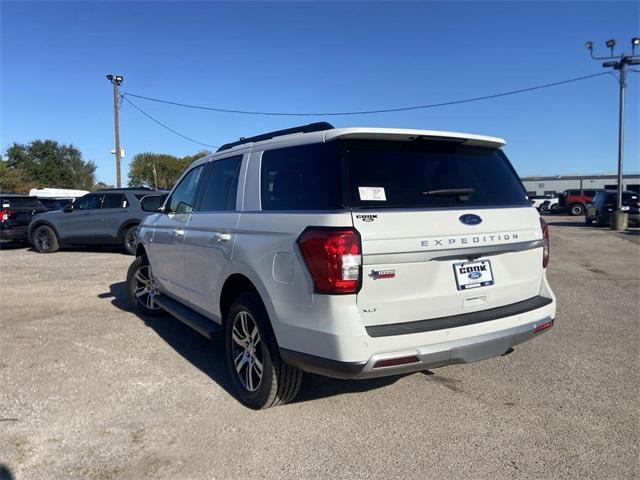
154, 294, 222, 339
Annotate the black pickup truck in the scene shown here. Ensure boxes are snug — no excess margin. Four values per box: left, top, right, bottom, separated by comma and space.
0, 194, 47, 245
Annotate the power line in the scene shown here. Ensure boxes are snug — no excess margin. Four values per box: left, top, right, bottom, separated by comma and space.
123, 72, 610, 117
121, 96, 218, 149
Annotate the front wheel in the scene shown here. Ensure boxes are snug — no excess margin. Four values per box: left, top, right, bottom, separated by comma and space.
126, 256, 164, 316
225, 292, 302, 409
32, 225, 59, 253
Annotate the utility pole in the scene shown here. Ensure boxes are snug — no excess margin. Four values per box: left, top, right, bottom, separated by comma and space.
585, 38, 640, 230
106, 74, 124, 188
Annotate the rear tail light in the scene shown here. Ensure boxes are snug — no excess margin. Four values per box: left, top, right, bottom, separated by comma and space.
540, 217, 550, 268
1, 209, 15, 221
297, 227, 361, 294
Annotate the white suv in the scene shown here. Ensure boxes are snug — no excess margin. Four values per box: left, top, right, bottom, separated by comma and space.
127, 123, 556, 409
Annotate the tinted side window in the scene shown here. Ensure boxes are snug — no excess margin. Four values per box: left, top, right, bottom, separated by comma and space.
569, 190, 580, 196
102, 193, 126, 209
168, 165, 205, 214
75, 194, 103, 210
584, 190, 596, 197
261, 142, 343, 211
199, 156, 242, 212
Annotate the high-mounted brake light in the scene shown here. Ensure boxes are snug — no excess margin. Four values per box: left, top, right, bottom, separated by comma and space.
297, 227, 361, 294
540, 217, 550, 268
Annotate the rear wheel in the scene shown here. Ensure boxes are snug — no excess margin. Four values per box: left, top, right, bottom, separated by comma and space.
225, 292, 302, 409
126, 255, 164, 316
122, 225, 139, 255
569, 203, 585, 216
32, 225, 59, 253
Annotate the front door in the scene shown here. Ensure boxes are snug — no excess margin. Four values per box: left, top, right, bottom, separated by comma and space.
57, 193, 104, 243
147, 164, 206, 300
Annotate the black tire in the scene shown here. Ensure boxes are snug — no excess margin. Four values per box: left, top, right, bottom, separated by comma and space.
122, 225, 139, 255
550, 204, 560, 213
584, 214, 593, 225
596, 212, 606, 227
32, 225, 60, 253
126, 255, 165, 316
569, 203, 584, 216
225, 292, 302, 409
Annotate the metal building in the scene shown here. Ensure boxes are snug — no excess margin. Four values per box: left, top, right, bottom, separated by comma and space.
521, 173, 640, 197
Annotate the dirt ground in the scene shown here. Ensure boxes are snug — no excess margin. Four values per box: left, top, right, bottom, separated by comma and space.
1, 216, 638, 479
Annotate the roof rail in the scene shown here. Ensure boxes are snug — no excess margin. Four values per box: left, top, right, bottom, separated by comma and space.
216, 122, 334, 152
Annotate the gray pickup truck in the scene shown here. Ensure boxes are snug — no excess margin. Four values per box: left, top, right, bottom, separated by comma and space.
29, 188, 168, 254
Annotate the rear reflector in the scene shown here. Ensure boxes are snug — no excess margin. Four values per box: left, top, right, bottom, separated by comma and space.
373, 355, 420, 369
534, 320, 553, 334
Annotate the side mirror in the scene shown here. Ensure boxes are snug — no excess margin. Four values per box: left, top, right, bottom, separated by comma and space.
140, 195, 165, 213
63, 204, 74, 213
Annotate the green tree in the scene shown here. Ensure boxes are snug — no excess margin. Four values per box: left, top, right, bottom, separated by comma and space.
3, 140, 96, 191
0, 159, 27, 192
128, 151, 209, 190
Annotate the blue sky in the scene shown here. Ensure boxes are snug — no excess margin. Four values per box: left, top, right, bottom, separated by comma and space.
2, 1, 639, 185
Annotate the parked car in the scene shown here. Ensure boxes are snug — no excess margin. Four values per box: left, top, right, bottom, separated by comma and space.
585, 190, 640, 226
558, 189, 598, 216
126, 122, 556, 409
539, 197, 560, 213
0, 194, 47, 245
28, 188, 168, 254
529, 195, 553, 211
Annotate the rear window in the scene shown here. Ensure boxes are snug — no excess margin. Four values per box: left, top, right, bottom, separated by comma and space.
346, 140, 529, 209
1, 196, 44, 209
260, 142, 343, 210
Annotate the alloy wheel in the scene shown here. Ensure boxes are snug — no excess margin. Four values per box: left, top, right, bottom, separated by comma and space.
35, 228, 52, 251
133, 265, 160, 311
230, 311, 264, 392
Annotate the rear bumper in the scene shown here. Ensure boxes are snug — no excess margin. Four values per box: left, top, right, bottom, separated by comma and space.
0, 225, 28, 243
281, 316, 553, 379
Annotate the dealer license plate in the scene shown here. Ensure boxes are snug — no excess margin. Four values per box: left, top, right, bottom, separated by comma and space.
453, 260, 494, 290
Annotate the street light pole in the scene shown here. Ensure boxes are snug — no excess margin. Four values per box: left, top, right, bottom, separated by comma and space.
615, 60, 625, 213
106, 74, 124, 188
585, 38, 640, 230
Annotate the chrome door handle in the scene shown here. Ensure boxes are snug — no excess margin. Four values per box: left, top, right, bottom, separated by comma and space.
214, 233, 231, 242
173, 228, 185, 236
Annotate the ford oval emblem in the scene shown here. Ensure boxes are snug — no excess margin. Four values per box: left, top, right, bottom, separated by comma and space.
468, 271, 482, 280
459, 214, 482, 226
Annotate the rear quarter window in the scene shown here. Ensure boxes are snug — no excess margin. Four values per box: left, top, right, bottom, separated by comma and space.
346, 140, 529, 209
260, 142, 343, 210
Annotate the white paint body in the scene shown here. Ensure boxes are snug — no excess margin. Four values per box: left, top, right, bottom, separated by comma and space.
139, 127, 556, 371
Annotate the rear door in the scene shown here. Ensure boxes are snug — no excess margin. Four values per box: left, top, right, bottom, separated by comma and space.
182, 155, 244, 315
344, 139, 544, 327
97, 193, 128, 239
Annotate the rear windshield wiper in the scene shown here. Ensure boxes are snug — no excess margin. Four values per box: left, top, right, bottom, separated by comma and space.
421, 188, 475, 201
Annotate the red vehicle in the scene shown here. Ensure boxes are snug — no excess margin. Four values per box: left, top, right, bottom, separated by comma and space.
559, 189, 598, 216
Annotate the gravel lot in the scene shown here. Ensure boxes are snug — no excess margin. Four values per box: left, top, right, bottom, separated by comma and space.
1, 216, 638, 480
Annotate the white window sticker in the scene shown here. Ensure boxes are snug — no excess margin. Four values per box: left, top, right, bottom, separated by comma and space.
358, 187, 386, 201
